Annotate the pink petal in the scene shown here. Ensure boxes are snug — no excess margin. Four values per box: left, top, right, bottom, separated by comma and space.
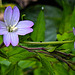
4, 6, 12, 26
16, 28, 33, 35
11, 6, 20, 26
3, 33, 10, 47
0, 21, 6, 28
10, 33, 19, 46
16, 20, 34, 28
0, 28, 8, 35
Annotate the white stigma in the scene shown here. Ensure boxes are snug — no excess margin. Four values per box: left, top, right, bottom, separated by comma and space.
7, 25, 18, 32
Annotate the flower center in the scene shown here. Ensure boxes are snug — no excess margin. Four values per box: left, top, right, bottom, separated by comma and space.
7, 25, 18, 32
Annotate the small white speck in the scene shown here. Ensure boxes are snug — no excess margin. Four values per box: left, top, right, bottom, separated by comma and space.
42, 7, 44, 10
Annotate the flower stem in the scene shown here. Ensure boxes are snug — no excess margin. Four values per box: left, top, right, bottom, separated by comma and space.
38, 51, 75, 71
24, 40, 74, 45
18, 44, 75, 71
21, 14, 26, 20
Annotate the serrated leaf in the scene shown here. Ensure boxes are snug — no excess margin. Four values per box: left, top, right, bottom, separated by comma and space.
18, 60, 36, 69
31, 10, 45, 42
9, 51, 35, 63
34, 68, 49, 75
1, 65, 9, 75
58, 43, 73, 51
6, 64, 22, 75
57, 33, 69, 41
38, 53, 55, 75
46, 45, 55, 52
0, 57, 11, 66
53, 63, 69, 75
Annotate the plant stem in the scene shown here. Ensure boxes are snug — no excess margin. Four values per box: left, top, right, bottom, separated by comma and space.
17, 45, 47, 52
24, 40, 74, 45
18, 45, 75, 57
37, 51, 75, 71
18, 44, 75, 70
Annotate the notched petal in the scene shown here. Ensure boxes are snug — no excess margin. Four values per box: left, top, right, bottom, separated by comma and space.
16, 28, 33, 35
4, 6, 12, 26
11, 6, 20, 26
3, 33, 10, 47
10, 33, 19, 46
17, 20, 34, 28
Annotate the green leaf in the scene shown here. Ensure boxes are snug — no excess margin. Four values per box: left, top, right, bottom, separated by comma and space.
9, 51, 35, 63
53, 63, 69, 75
1, 65, 9, 75
18, 60, 36, 69
57, 33, 69, 41
58, 43, 74, 52
34, 68, 49, 75
31, 10, 45, 42
38, 53, 55, 75
6, 64, 23, 75
0, 57, 11, 66
56, 0, 73, 34
6, 46, 24, 57
0, 60, 11, 67
0, 36, 3, 44
70, 8, 75, 28
69, 69, 75, 75
46, 45, 56, 52
23, 5, 62, 41
44, 5, 62, 41
56, 0, 72, 16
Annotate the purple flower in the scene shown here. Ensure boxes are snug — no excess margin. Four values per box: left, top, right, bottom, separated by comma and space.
0, 6, 34, 47
73, 27, 75, 48
73, 27, 75, 35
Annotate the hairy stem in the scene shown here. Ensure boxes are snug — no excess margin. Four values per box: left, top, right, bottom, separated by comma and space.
37, 51, 75, 71
18, 45, 75, 70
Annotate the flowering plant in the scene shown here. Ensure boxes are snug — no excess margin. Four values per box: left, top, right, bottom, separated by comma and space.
0, 0, 75, 75
0, 6, 34, 46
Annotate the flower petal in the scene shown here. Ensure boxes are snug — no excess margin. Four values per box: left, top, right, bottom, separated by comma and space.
11, 6, 20, 26
0, 28, 8, 35
0, 21, 6, 28
16, 20, 34, 28
10, 33, 19, 46
4, 6, 12, 26
3, 33, 10, 47
73, 27, 75, 35
16, 28, 33, 35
